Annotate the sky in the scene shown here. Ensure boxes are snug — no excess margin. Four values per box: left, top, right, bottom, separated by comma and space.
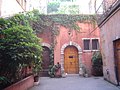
0, 0, 103, 17
78, 0, 103, 14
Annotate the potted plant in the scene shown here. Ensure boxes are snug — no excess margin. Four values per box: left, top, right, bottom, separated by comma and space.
82, 64, 89, 77
32, 55, 42, 85
48, 62, 61, 78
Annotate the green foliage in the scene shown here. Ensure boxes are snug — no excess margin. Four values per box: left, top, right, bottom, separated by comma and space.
0, 76, 10, 89
0, 10, 97, 86
47, 0, 80, 14
0, 9, 41, 31
47, 2, 60, 14
91, 51, 103, 76
0, 14, 30, 31
0, 25, 42, 87
92, 51, 102, 65
0, 10, 44, 88
46, 14, 96, 31
31, 14, 96, 35
57, 4, 79, 14
0, 10, 96, 35
68, 5, 79, 14
48, 64, 61, 78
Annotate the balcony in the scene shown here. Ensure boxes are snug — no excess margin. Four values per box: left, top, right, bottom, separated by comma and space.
96, 0, 120, 26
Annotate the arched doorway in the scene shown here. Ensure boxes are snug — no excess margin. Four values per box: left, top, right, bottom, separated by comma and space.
64, 46, 79, 74
40, 46, 50, 76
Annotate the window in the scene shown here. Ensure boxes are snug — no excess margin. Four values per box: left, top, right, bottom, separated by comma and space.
92, 39, 99, 50
83, 38, 99, 51
83, 39, 90, 50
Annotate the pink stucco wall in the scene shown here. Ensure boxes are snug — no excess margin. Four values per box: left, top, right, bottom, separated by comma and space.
37, 27, 52, 45
54, 22, 100, 75
37, 21, 100, 75
4, 75, 34, 90
100, 9, 120, 85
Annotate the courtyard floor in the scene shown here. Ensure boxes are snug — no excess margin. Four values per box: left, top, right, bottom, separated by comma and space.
29, 74, 120, 90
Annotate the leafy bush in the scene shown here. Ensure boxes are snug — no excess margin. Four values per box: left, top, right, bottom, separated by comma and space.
47, 2, 60, 14
48, 63, 61, 78
92, 51, 102, 65
0, 25, 42, 88
0, 76, 10, 89
91, 51, 103, 76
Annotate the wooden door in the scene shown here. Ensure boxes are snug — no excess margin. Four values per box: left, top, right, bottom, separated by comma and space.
41, 46, 50, 76
114, 40, 120, 81
64, 46, 79, 74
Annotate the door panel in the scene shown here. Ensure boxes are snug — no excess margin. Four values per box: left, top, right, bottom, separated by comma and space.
42, 46, 50, 69
64, 46, 79, 74
41, 46, 50, 76
115, 40, 120, 81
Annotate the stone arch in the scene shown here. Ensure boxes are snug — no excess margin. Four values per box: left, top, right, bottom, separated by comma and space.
61, 41, 82, 54
41, 43, 51, 76
41, 42, 51, 49
60, 41, 82, 75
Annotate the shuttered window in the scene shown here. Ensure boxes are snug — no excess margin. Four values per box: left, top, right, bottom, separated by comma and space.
83, 39, 90, 50
92, 39, 99, 50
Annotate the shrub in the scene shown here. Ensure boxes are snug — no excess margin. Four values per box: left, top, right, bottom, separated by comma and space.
91, 51, 103, 76
0, 25, 42, 88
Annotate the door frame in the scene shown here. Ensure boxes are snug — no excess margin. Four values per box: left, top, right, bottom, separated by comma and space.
61, 41, 82, 74
41, 43, 51, 76
113, 39, 120, 85
64, 46, 79, 74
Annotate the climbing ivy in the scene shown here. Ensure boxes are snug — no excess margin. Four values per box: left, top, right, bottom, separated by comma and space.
34, 14, 96, 33
0, 10, 96, 35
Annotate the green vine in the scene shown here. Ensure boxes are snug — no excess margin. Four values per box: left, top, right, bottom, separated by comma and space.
32, 14, 97, 34
0, 10, 96, 35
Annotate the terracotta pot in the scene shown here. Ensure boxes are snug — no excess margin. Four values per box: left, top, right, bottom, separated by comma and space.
34, 76, 39, 82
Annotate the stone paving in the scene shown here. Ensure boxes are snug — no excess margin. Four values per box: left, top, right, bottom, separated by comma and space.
29, 75, 120, 90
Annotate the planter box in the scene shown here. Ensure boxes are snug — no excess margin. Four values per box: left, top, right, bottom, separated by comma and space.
4, 75, 34, 90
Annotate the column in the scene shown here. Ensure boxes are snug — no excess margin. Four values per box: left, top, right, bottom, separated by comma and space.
79, 52, 83, 76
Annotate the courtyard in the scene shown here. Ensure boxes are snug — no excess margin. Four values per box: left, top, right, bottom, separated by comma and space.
29, 75, 120, 90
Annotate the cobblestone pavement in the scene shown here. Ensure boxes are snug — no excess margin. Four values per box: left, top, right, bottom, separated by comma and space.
29, 75, 120, 90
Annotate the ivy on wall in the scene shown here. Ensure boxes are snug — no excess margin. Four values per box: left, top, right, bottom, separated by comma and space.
0, 10, 96, 36
34, 14, 96, 33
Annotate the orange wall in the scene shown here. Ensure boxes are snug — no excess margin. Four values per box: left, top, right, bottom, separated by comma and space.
37, 22, 100, 75
37, 27, 53, 45
54, 22, 100, 74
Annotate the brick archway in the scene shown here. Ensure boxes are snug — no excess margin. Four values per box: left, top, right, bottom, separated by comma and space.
42, 43, 51, 49
61, 42, 82, 75
41, 43, 51, 76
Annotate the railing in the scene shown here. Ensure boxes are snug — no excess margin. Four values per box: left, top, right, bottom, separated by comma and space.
96, 0, 119, 23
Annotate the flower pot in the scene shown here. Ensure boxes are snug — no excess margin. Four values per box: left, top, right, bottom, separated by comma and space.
62, 73, 67, 78
34, 76, 39, 82
84, 74, 88, 77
